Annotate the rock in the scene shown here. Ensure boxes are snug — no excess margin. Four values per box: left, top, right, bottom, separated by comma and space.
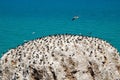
0, 34, 120, 80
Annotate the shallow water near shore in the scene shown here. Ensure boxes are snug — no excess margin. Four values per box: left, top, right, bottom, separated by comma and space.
0, 0, 120, 57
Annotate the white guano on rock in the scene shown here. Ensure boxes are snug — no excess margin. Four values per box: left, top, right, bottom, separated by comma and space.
0, 34, 120, 80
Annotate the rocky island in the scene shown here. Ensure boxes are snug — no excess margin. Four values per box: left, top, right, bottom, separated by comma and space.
0, 34, 120, 80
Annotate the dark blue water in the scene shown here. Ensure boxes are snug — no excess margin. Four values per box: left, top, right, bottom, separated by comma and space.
0, 0, 120, 57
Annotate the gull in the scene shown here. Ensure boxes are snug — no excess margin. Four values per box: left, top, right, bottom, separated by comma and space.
72, 16, 79, 21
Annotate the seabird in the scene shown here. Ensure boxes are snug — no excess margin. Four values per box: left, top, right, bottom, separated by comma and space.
72, 16, 79, 21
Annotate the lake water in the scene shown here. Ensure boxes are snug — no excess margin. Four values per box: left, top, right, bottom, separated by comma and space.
0, 0, 120, 57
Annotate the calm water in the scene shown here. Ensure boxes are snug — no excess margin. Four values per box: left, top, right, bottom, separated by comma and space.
0, 0, 120, 57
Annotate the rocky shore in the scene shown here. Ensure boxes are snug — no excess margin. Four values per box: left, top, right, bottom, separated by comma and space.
0, 34, 120, 80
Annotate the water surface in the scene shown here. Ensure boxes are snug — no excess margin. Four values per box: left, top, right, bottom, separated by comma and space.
0, 0, 120, 57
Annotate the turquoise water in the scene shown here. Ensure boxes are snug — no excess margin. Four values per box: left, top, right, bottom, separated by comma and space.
0, 0, 120, 57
